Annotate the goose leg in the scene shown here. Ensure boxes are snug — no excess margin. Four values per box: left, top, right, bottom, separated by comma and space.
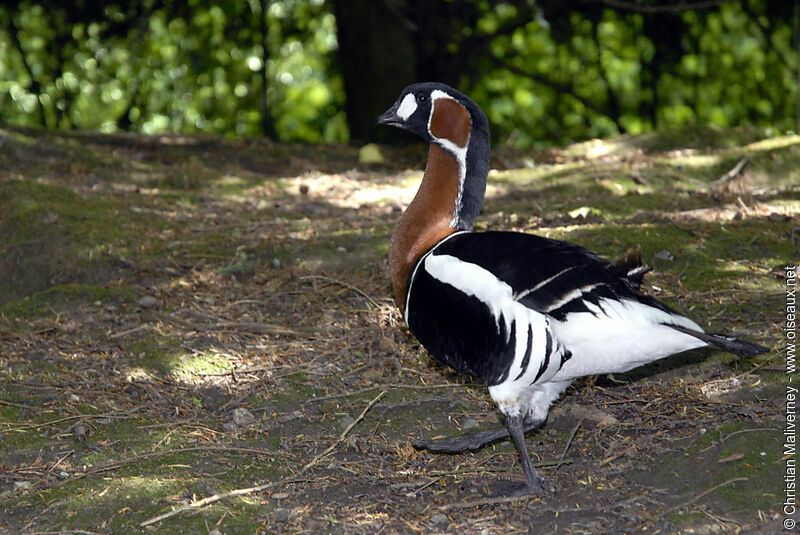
506, 413, 545, 495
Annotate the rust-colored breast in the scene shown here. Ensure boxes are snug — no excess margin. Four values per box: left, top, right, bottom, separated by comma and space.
388, 144, 462, 313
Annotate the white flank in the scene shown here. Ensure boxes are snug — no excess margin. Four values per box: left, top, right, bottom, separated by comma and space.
397, 93, 418, 120
551, 297, 706, 379
490, 378, 572, 420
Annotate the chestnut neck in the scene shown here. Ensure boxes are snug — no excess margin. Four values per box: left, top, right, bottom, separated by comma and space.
388, 144, 463, 312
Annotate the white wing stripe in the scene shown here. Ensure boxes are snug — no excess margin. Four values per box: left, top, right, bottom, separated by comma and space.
542, 283, 604, 313
424, 253, 514, 335
423, 253, 552, 383
514, 266, 575, 301
404, 232, 468, 324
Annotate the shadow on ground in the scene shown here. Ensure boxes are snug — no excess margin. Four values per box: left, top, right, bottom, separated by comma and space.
0, 125, 794, 534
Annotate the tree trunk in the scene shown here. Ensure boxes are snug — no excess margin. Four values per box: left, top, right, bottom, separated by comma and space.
259, 0, 277, 140
331, 0, 417, 142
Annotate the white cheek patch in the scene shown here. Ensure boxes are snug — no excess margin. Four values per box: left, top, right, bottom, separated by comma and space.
396, 93, 418, 120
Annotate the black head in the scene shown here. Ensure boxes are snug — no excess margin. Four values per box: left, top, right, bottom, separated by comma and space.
377, 82, 490, 231
376, 82, 489, 150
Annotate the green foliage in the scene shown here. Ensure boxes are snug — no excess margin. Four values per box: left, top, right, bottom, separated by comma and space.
469, 1, 796, 147
0, 0, 346, 142
0, 0, 796, 146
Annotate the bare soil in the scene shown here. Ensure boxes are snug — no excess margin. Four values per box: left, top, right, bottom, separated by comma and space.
0, 125, 795, 534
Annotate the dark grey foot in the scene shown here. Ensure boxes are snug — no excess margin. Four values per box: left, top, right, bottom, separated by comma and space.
413, 419, 543, 453
413, 427, 509, 452
494, 479, 546, 497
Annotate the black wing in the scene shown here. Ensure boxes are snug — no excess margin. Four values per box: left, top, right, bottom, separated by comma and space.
431, 231, 671, 320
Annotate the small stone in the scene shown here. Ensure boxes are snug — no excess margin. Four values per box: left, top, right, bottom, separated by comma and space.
274, 508, 290, 523
461, 418, 480, 430
13, 481, 32, 490
569, 405, 618, 427
271, 258, 282, 268
379, 336, 399, 353
232, 408, 256, 427
68, 393, 80, 403
339, 415, 355, 431
58, 471, 69, 479
653, 250, 674, 261
358, 143, 384, 164
222, 421, 238, 432
71, 422, 89, 441
430, 513, 448, 526
138, 295, 159, 308
209, 529, 223, 535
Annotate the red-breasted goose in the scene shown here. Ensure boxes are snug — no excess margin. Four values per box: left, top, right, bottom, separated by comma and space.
377, 82, 768, 495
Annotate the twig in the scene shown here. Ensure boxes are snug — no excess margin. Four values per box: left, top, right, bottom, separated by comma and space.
394, 459, 572, 480
2, 410, 139, 432
302, 390, 387, 472
24, 531, 100, 535
731, 347, 783, 380
662, 477, 748, 514
599, 445, 636, 467
412, 477, 441, 495
47, 450, 75, 473
696, 427, 779, 454
0, 326, 56, 340
197, 321, 301, 336
140, 391, 386, 527
438, 492, 538, 511
707, 157, 750, 189
193, 365, 274, 377
555, 420, 581, 472
74, 446, 283, 480
303, 383, 462, 404
0, 398, 39, 410
140, 477, 308, 527
300, 275, 381, 309
109, 324, 149, 339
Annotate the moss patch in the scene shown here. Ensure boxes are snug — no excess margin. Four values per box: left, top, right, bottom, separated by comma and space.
0, 125, 790, 534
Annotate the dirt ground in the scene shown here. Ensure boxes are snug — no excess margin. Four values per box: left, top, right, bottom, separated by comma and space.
0, 125, 796, 534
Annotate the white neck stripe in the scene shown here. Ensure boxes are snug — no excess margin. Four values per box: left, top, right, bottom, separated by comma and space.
427, 91, 470, 228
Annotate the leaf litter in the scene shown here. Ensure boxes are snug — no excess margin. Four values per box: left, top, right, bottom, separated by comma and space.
0, 126, 795, 534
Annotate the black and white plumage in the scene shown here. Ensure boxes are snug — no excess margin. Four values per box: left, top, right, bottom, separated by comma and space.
377, 82, 768, 495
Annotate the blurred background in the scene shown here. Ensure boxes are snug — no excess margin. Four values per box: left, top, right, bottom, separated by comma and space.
0, 0, 796, 148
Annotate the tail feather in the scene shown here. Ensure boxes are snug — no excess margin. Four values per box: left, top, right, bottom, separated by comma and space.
608, 249, 651, 291
668, 325, 769, 359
